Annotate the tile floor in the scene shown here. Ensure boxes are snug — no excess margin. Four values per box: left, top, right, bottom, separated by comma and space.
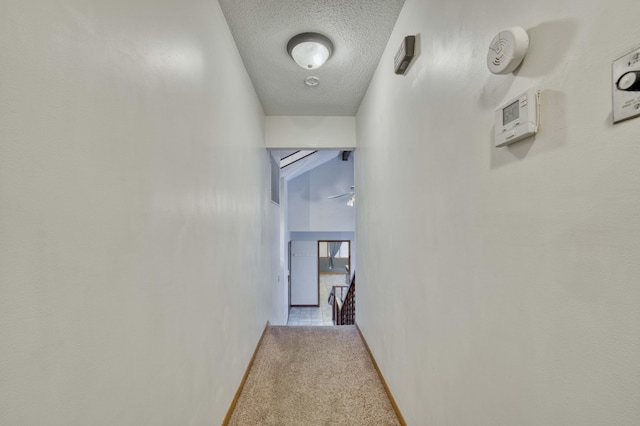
287, 274, 349, 326
287, 306, 332, 326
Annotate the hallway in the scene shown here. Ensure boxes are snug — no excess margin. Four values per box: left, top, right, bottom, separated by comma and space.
2, 0, 639, 424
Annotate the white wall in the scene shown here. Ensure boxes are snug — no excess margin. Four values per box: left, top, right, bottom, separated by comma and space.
290, 241, 319, 305
269, 201, 287, 324
356, 0, 640, 424
265, 116, 356, 149
278, 178, 291, 324
288, 155, 355, 232
0, 1, 277, 425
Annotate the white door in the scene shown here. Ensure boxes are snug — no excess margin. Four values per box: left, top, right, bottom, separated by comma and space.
290, 241, 318, 306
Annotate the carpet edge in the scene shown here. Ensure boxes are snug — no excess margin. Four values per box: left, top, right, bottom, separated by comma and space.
221, 320, 270, 426
355, 323, 407, 426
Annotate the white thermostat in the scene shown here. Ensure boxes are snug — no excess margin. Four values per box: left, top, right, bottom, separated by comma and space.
495, 88, 540, 147
487, 27, 529, 74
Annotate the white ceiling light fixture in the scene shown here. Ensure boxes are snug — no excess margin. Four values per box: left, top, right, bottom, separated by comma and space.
346, 194, 355, 207
287, 32, 334, 70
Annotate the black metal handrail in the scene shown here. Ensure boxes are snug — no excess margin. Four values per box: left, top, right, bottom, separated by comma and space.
333, 273, 355, 325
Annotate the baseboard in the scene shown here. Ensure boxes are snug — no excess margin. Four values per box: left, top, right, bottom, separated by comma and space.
221, 321, 270, 425
355, 323, 407, 426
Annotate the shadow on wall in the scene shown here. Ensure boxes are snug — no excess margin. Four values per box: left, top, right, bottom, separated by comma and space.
516, 19, 581, 78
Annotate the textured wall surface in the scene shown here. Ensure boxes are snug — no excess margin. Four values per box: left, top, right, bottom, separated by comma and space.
0, 1, 277, 424
289, 156, 355, 232
356, 0, 640, 424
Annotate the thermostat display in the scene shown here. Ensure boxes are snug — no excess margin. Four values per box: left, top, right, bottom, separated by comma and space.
503, 100, 520, 125
495, 88, 540, 147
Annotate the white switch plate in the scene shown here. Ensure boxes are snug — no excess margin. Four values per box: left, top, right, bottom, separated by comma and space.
612, 45, 640, 124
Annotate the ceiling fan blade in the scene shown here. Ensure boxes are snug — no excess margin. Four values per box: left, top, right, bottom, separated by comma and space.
328, 192, 352, 199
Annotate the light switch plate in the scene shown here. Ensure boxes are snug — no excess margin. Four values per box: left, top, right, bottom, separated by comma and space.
612, 45, 640, 124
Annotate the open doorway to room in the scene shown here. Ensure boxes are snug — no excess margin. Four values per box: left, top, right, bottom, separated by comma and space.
287, 237, 354, 326
272, 149, 355, 326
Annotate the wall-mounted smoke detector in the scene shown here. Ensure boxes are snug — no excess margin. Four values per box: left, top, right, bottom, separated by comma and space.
394, 35, 416, 75
487, 27, 529, 74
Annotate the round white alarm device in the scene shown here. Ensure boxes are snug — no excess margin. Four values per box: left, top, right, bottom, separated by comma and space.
487, 27, 529, 74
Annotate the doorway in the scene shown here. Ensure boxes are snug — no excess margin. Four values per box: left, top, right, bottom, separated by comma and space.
287, 240, 351, 326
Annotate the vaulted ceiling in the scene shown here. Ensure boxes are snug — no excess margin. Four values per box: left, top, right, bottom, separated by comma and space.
218, 0, 406, 116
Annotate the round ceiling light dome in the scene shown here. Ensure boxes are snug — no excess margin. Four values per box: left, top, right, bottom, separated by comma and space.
287, 32, 334, 70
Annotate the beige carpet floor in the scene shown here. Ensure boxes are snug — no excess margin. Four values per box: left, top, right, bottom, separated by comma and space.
228, 326, 400, 425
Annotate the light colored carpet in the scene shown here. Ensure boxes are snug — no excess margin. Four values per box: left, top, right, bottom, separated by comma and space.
228, 326, 400, 425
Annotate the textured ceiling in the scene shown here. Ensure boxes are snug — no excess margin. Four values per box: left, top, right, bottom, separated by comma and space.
218, 0, 406, 116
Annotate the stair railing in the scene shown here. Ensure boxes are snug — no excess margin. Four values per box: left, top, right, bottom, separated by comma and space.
333, 273, 355, 325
